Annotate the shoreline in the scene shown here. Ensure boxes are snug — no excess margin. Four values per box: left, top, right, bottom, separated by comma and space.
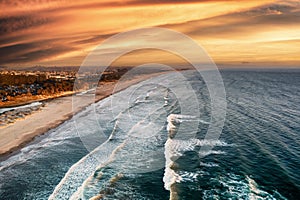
0, 91, 78, 109
0, 72, 168, 157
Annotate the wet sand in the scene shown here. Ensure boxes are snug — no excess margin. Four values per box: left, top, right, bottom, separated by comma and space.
0, 72, 165, 155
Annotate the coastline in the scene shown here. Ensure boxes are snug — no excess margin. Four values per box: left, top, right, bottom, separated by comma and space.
0, 72, 167, 156
0, 91, 76, 109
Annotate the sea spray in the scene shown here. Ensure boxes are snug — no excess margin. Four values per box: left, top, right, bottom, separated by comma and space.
163, 114, 231, 199
48, 139, 122, 200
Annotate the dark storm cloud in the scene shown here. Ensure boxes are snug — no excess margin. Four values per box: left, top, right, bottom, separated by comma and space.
0, 14, 50, 35
0, 40, 75, 64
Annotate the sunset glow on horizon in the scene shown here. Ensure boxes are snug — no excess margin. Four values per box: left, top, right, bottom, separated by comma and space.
1, 0, 300, 68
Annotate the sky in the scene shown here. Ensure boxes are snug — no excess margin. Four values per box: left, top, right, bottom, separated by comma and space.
1, 0, 300, 68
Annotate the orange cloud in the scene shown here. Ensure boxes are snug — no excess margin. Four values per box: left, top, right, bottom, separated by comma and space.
0, 0, 299, 67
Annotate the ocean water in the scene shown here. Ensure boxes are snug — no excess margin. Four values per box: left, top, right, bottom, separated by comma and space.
0, 70, 299, 199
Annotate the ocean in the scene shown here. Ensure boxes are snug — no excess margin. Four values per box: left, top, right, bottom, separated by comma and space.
0, 69, 299, 199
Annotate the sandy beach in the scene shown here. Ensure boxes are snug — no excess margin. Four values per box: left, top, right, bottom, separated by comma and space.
0, 72, 166, 156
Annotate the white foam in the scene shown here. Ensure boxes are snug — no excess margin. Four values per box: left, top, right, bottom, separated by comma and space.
50, 98, 167, 199
175, 171, 200, 183
163, 137, 226, 194
163, 139, 178, 191
200, 162, 219, 167
199, 150, 226, 157
164, 138, 230, 155
0, 101, 42, 114
0, 121, 81, 172
167, 114, 197, 122
164, 114, 231, 200
48, 72, 225, 199
48, 139, 122, 200
208, 173, 289, 200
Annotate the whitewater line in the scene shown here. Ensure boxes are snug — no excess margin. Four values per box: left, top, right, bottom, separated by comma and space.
163, 114, 229, 200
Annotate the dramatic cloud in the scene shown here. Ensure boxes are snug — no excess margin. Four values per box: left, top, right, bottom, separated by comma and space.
0, 0, 299, 67
167, 1, 300, 65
